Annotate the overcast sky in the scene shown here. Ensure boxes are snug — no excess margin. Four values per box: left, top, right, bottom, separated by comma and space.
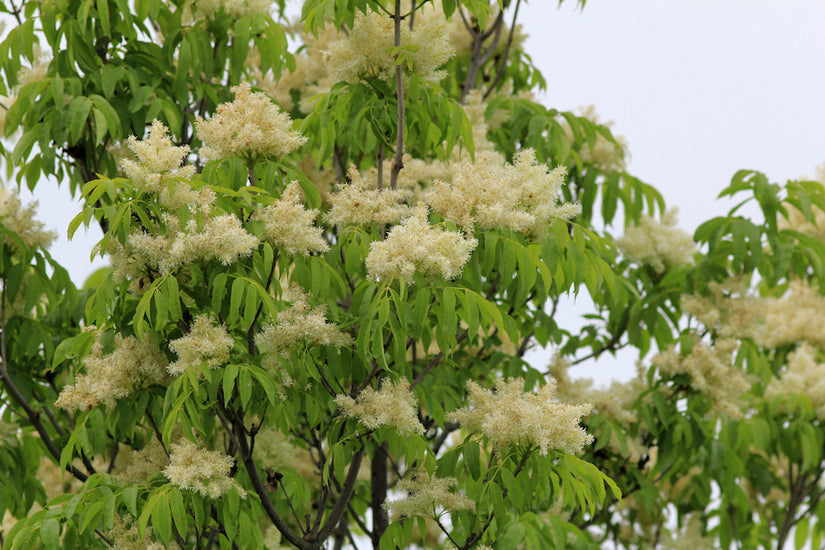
16, 0, 825, 380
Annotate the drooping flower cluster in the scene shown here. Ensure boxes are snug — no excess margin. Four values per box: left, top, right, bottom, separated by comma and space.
450, 378, 593, 455
335, 378, 424, 436
55, 333, 170, 412
256, 285, 352, 358
384, 469, 474, 519
324, 11, 453, 85
163, 439, 245, 499
196, 82, 307, 164
426, 149, 580, 236
365, 206, 477, 284
0, 187, 57, 251
764, 344, 825, 419
652, 336, 751, 418
253, 182, 329, 255
326, 165, 412, 226
617, 208, 696, 273
168, 315, 234, 375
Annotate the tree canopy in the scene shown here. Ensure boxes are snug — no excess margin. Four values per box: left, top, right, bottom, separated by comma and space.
0, 1, 824, 549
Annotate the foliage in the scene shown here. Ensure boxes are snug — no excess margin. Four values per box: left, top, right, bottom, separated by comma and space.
0, 1, 824, 549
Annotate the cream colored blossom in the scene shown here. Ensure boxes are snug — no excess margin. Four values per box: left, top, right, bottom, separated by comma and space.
120, 120, 197, 192
682, 279, 825, 349
652, 336, 751, 418
335, 379, 424, 436
550, 356, 648, 460
365, 206, 477, 284
0, 420, 17, 446
253, 182, 329, 254
0, 187, 57, 250
263, 524, 290, 550
127, 213, 259, 275
187, 0, 272, 20
326, 165, 412, 226
765, 344, 825, 419
426, 149, 580, 236
163, 439, 245, 499
17, 45, 50, 87
324, 11, 453, 85
248, 25, 338, 114
617, 208, 696, 273
450, 378, 593, 455
115, 437, 169, 484
168, 315, 234, 375
563, 105, 627, 171
196, 82, 307, 163
55, 334, 170, 412
256, 284, 351, 358
659, 513, 714, 550
252, 427, 318, 480
0, 94, 14, 137
106, 514, 180, 550
384, 469, 474, 519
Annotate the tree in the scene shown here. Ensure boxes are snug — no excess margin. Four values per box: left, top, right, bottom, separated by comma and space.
0, 0, 823, 548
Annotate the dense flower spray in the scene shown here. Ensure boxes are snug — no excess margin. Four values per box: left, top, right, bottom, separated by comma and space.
450, 378, 593, 455
365, 206, 477, 284
196, 82, 308, 164
335, 378, 424, 436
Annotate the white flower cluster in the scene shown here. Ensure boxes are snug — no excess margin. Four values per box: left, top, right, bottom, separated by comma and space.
426, 149, 580, 237
682, 279, 825, 349
125, 213, 259, 276
106, 514, 180, 550
618, 208, 696, 273
253, 182, 329, 255
55, 334, 170, 412
335, 378, 424, 436
256, 284, 352, 358
365, 206, 477, 284
163, 439, 246, 499
120, 120, 198, 194
196, 82, 307, 164
115, 437, 169, 485
563, 105, 628, 172
550, 355, 648, 461
326, 165, 412, 226
450, 378, 593, 455
168, 315, 234, 375
110, 121, 259, 282
189, 0, 272, 20
0, 187, 57, 251
765, 344, 825, 420
652, 336, 751, 418
324, 11, 453, 85
384, 469, 474, 519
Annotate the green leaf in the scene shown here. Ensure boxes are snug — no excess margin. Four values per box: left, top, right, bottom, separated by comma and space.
67, 96, 93, 143
39, 518, 60, 548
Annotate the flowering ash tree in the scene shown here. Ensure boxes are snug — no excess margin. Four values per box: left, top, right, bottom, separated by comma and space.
1, 0, 824, 549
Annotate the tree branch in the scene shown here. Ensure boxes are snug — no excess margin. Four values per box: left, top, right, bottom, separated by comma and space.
390, 0, 406, 191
